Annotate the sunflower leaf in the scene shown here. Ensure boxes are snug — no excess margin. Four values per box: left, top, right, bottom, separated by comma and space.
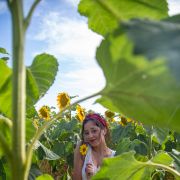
0, 61, 12, 117
0, 47, 9, 55
122, 18, 180, 81
92, 151, 173, 179
78, 0, 168, 36
0, 53, 58, 118
96, 31, 180, 132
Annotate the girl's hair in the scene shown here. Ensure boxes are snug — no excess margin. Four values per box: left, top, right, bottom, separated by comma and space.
81, 113, 110, 143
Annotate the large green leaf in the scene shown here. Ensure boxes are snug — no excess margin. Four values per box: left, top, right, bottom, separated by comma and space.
0, 53, 58, 118
122, 18, 180, 81
169, 149, 180, 172
96, 33, 180, 132
26, 118, 36, 142
0, 118, 11, 157
27, 53, 58, 111
152, 127, 169, 144
0, 61, 12, 117
36, 174, 53, 180
93, 151, 173, 180
115, 138, 132, 155
36, 141, 60, 160
78, 0, 168, 36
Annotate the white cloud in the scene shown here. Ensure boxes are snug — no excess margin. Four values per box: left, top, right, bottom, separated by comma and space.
34, 12, 102, 61
168, 0, 180, 15
62, 66, 105, 95
64, 0, 80, 8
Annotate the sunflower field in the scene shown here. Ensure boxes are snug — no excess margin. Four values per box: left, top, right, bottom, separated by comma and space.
0, 0, 180, 180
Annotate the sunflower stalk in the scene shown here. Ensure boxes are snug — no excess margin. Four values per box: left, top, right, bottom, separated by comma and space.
7, 0, 40, 179
147, 126, 153, 159
24, 0, 41, 30
8, 1, 26, 179
148, 162, 180, 179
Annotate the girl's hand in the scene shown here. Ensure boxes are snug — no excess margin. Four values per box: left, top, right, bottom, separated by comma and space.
85, 163, 94, 179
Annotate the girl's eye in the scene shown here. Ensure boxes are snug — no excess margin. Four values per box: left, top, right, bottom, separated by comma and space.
92, 129, 97, 133
84, 132, 89, 136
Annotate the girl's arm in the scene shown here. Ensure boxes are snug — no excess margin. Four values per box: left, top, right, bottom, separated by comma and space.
73, 142, 84, 180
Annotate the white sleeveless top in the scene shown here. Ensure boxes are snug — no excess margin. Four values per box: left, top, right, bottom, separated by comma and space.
82, 145, 116, 180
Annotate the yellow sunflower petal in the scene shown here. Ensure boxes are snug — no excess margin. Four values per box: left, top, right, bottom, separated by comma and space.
110, 118, 115, 122
76, 104, 85, 122
79, 144, 88, 156
57, 92, 70, 110
38, 105, 50, 120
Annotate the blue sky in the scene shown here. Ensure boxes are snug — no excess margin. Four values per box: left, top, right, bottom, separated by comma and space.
0, 0, 180, 114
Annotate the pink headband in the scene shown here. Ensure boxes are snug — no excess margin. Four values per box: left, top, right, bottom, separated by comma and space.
85, 113, 107, 128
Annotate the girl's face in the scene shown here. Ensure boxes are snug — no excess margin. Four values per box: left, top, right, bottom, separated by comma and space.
83, 121, 106, 147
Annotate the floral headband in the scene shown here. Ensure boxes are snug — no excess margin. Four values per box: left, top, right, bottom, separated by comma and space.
85, 113, 107, 128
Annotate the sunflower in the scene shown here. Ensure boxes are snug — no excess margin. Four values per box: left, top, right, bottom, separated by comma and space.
57, 92, 70, 110
76, 104, 85, 122
105, 110, 115, 118
119, 116, 133, 126
110, 118, 115, 122
38, 105, 50, 120
79, 144, 88, 156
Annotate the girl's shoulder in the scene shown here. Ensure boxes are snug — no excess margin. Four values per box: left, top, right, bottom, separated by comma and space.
111, 149, 116, 157
108, 148, 116, 157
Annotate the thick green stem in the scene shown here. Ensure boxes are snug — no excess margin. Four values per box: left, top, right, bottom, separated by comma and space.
148, 162, 180, 179
9, 0, 26, 179
7, 0, 42, 179
24, 0, 41, 30
147, 126, 153, 159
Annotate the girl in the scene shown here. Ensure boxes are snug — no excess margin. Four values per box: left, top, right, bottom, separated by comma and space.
73, 113, 115, 180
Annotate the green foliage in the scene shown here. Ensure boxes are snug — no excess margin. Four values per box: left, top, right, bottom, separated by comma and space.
0, 61, 12, 117
96, 31, 180, 132
29, 114, 81, 179
79, 0, 180, 132
152, 127, 169, 145
0, 118, 11, 156
0, 53, 58, 118
93, 151, 174, 180
1, 0, 180, 179
28, 164, 42, 180
26, 118, 36, 142
78, 0, 168, 36
0, 47, 9, 55
36, 174, 53, 180
36, 141, 60, 160
0, 158, 6, 180
122, 18, 180, 81
26, 53, 59, 113
169, 149, 180, 172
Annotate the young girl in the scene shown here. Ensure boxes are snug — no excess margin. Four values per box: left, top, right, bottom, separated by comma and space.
73, 113, 116, 180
